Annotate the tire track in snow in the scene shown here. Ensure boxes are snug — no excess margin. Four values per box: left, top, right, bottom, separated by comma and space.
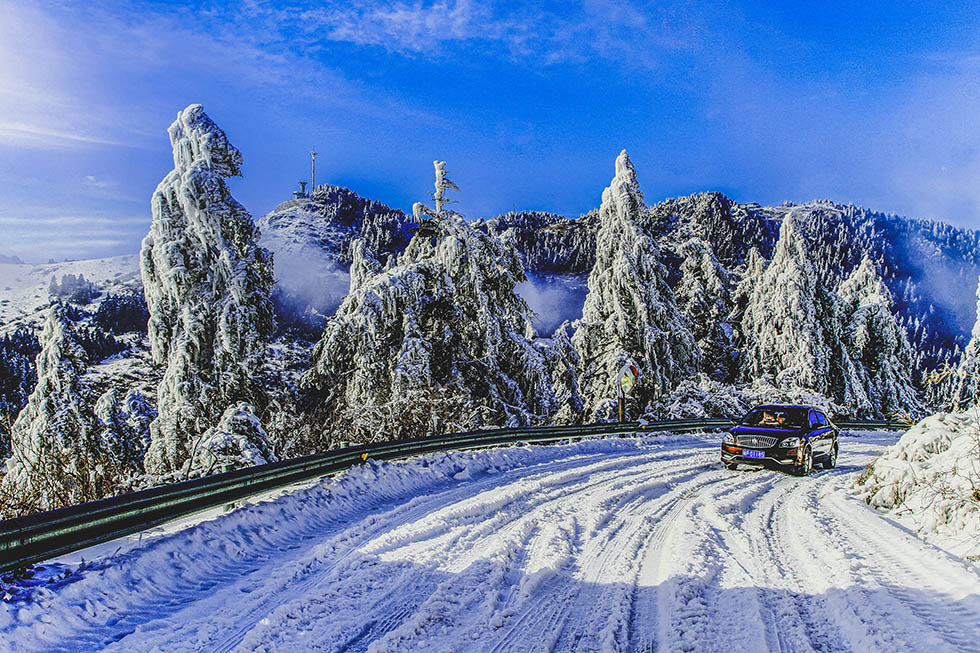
12, 446, 645, 652
234, 447, 693, 651
201, 449, 681, 652
361, 450, 707, 652
820, 488, 980, 652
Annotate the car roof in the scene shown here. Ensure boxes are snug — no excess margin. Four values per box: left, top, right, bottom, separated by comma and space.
751, 404, 821, 412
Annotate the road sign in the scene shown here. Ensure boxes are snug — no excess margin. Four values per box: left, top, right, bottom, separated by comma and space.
617, 364, 639, 396
616, 364, 639, 423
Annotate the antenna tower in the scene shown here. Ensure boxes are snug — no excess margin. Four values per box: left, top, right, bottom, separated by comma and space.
310, 150, 318, 191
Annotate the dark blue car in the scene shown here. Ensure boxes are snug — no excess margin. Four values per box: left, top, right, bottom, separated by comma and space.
720, 404, 839, 475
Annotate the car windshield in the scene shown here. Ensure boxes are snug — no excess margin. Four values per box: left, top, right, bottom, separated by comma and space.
740, 407, 806, 430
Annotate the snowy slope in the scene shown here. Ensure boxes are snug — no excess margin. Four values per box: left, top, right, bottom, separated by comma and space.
0, 255, 140, 332
854, 412, 980, 558
3, 430, 978, 652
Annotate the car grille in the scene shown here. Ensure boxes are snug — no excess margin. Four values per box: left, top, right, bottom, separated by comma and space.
737, 435, 778, 448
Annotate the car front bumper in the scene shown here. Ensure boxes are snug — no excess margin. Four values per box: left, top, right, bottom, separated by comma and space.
720, 444, 799, 467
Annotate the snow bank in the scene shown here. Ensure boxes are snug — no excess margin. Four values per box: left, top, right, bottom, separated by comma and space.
852, 411, 980, 558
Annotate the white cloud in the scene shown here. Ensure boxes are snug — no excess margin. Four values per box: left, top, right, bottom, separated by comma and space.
83, 176, 114, 189
272, 0, 711, 67
0, 214, 147, 227
0, 211, 148, 263
0, 1, 437, 153
0, 122, 130, 148
309, 0, 494, 52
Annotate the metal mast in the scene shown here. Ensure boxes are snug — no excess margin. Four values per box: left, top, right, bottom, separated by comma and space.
310, 150, 318, 191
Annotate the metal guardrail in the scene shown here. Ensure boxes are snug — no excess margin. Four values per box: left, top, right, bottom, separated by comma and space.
834, 420, 911, 430
0, 418, 908, 573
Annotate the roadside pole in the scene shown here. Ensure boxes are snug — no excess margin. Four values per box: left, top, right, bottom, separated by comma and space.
616, 364, 639, 423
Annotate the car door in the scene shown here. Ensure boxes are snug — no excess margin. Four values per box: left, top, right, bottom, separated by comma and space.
816, 410, 835, 454
807, 410, 826, 455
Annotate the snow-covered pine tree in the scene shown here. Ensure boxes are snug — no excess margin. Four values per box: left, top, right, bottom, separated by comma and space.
301, 209, 556, 444
1, 305, 97, 513
739, 212, 830, 392
819, 287, 872, 415
539, 322, 584, 425
675, 238, 735, 381
950, 276, 980, 410
729, 247, 765, 325
140, 104, 275, 476
729, 247, 766, 372
923, 346, 958, 411
93, 388, 155, 475
837, 256, 922, 417
572, 150, 699, 418
189, 402, 276, 474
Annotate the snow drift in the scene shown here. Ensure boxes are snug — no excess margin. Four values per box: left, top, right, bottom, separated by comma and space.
853, 411, 980, 558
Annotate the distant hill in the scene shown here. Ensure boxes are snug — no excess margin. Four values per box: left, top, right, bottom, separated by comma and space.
0, 255, 141, 333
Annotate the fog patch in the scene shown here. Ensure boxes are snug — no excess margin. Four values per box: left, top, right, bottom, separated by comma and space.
517, 273, 588, 336
270, 244, 351, 322
913, 258, 980, 339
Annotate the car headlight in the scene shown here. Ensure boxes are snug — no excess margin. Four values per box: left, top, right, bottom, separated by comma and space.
723, 433, 735, 444
780, 437, 801, 448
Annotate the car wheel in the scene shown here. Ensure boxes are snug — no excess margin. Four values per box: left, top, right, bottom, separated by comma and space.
725, 463, 738, 470
824, 444, 838, 469
795, 447, 813, 476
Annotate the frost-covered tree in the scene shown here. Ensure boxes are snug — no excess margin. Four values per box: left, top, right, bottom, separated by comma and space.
819, 288, 872, 415
838, 256, 922, 417
93, 388, 155, 474
0, 329, 40, 459
729, 247, 766, 335
1, 305, 97, 512
49, 273, 100, 304
140, 104, 275, 476
951, 277, 980, 410
572, 150, 698, 418
675, 238, 735, 381
739, 213, 830, 391
93, 290, 150, 334
410, 160, 460, 239
539, 322, 584, 425
432, 160, 460, 215
302, 211, 556, 444
349, 238, 382, 294
189, 403, 275, 474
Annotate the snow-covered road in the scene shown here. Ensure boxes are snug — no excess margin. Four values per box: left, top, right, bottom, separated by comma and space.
3, 430, 980, 652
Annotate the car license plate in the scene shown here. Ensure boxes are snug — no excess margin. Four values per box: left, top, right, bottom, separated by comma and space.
743, 450, 764, 459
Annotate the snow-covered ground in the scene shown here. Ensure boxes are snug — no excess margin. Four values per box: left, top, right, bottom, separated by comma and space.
853, 412, 980, 559
3, 430, 979, 652
0, 255, 140, 332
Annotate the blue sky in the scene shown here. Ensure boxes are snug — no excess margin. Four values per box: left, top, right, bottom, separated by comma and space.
1, 0, 979, 262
